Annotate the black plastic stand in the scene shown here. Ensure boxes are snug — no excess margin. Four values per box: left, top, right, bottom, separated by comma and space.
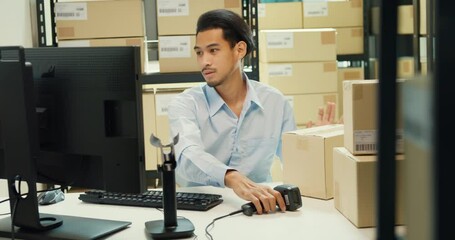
145, 134, 194, 239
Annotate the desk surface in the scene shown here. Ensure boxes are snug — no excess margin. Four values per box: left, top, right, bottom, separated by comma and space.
0, 184, 404, 240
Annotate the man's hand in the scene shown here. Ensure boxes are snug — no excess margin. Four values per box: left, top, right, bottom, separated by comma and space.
305, 101, 343, 128
224, 170, 286, 214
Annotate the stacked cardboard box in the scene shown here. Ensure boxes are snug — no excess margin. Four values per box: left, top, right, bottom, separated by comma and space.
332, 147, 405, 228
282, 124, 344, 200
332, 79, 405, 227
337, 67, 364, 116
156, 0, 242, 73
259, 28, 338, 127
301, 0, 364, 55
371, 4, 415, 35
259, 0, 364, 55
55, 0, 148, 73
258, 2, 303, 30
368, 57, 416, 81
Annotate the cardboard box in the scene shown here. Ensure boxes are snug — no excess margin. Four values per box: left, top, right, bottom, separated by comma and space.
372, 5, 415, 35
302, 0, 363, 28
397, 56, 415, 78
258, 2, 303, 30
420, 0, 426, 35
333, 147, 405, 228
421, 60, 427, 75
259, 29, 337, 63
285, 92, 338, 126
58, 37, 148, 73
335, 27, 364, 55
158, 35, 199, 73
337, 67, 364, 116
156, 0, 242, 36
260, 61, 338, 95
55, 1, 145, 40
343, 80, 404, 155
369, 57, 416, 79
282, 124, 344, 199
398, 5, 414, 34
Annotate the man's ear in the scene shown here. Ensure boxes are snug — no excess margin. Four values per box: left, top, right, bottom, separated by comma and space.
236, 41, 247, 59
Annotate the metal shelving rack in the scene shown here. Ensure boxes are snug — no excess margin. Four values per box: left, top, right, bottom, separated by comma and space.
36, 0, 57, 47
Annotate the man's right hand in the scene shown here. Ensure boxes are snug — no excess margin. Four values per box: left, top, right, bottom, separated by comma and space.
224, 170, 286, 214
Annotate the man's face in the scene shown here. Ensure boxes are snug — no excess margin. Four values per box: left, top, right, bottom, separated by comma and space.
194, 28, 243, 87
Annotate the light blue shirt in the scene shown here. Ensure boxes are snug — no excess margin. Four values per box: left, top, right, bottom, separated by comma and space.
167, 74, 296, 187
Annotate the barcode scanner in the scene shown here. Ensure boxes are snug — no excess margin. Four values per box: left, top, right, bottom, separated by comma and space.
241, 184, 302, 216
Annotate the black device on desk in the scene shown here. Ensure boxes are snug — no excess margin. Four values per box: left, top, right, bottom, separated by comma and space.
0, 46, 146, 240
241, 184, 302, 216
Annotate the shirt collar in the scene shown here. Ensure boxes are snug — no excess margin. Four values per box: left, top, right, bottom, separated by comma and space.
205, 73, 264, 117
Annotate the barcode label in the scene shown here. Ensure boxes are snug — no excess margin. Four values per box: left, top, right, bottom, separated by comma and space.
55, 3, 87, 20
268, 64, 292, 77
355, 144, 377, 152
304, 2, 328, 17
354, 130, 376, 153
159, 36, 191, 58
159, 8, 178, 14
266, 32, 294, 49
56, 12, 78, 17
161, 47, 180, 52
157, 0, 189, 16
353, 129, 404, 153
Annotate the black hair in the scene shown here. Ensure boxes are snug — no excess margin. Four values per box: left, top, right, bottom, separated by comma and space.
196, 9, 256, 57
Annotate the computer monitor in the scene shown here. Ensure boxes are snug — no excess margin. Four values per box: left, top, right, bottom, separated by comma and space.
0, 46, 147, 239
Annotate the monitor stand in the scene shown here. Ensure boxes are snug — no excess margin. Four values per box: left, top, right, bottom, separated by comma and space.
0, 213, 131, 240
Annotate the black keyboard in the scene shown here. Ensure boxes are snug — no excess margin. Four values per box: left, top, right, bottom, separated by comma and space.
78, 189, 223, 211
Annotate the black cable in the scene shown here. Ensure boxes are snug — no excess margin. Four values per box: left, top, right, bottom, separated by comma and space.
10, 197, 19, 240
205, 210, 243, 240
9, 177, 23, 240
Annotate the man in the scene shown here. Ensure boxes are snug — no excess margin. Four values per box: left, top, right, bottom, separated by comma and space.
167, 9, 336, 214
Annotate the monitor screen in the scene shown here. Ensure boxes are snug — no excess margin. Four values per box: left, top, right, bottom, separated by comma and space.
0, 46, 147, 239
0, 46, 146, 194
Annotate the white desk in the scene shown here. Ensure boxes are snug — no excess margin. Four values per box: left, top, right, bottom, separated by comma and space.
0, 185, 403, 240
